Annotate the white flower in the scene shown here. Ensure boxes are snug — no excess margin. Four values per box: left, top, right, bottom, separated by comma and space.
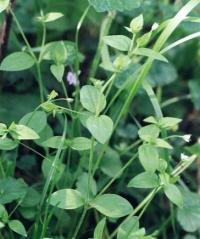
181, 153, 190, 162
182, 134, 191, 143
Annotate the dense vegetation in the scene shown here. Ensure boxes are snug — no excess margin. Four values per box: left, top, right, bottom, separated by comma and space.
0, 0, 200, 238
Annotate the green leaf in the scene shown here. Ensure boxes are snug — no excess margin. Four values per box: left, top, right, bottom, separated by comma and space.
34, 124, 53, 146
50, 64, 64, 82
133, 48, 168, 63
177, 190, 200, 233
138, 124, 160, 142
139, 144, 159, 172
164, 184, 183, 208
117, 216, 139, 239
19, 111, 47, 133
100, 148, 122, 178
11, 124, 39, 140
128, 172, 160, 189
0, 178, 27, 204
86, 115, 113, 144
49, 189, 84, 209
42, 157, 65, 183
103, 35, 131, 51
80, 85, 106, 114
0, 138, 18, 151
0, 0, 9, 13
41, 136, 68, 149
20, 188, 41, 208
76, 173, 97, 200
155, 138, 172, 149
188, 80, 200, 111
130, 15, 144, 33
0, 204, 8, 223
158, 117, 182, 129
90, 194, 133, 218
0, 123, 6, 136
94, 217, 106, 239
88, 0, 141, 12
0, 52, 35, 71
70, 137, 94, 151
8, 220, 27, 237
43, 12, 64, 23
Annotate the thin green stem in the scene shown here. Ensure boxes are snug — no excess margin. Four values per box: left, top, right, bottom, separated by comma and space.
161, 94, 191, 108
87, 137, 95, 202
72, 207, 87, 239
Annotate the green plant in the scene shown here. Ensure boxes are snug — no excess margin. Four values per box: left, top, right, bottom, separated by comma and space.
0, 0, 200, 238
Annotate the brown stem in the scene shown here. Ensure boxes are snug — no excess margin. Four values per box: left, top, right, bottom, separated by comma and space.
0, 0, 16, 89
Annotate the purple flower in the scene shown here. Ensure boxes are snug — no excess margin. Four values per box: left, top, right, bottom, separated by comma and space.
66, 72, 77, 86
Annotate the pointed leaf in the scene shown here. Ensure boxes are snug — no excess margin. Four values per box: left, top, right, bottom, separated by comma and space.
94, 217, 106, 239
8, 220, 27, 237
134, 48, 168, 62
103, 35, 131, 51
0, 0, 9, 13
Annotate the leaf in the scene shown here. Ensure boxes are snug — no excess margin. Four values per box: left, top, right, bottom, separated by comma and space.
80, 85, 106, 114
43, 12, 64, 23
134, 48, 168, 63
188, 80, 200, 111
8, 220, 27, 237
49, 189, 84, 209
103, 35, 131, 51
128, 172, 160, 189
88, 0, 141, 12
70, 137, 94, 151
20, 188, 41, 208
117, 216, 139, 239
76, 173, 97, 200
158, 117, 182, 129
12, 124, 39, 140
0, 204, 8, 223
0, 138, 18, 151
177, 190, 200, 232
139, 144, 159, 172
155, 138, 172, 149
94, 217, 106, 239
42, 136, 68, 149
0, 52, 35, 71
0, 0, 9, 13
164, 184, 183, 208
138, 124, 160, 142
90, 194, 133, 218
50, 64, 64, 82
0, 123, 6, 136
19, 111, 47, 133
86, 115, 113, 144
130, 15, 144, 33
42, 157, 65, 183
0, 178, 27, 204
70, 137, 95, 151
100, 148, 122, 178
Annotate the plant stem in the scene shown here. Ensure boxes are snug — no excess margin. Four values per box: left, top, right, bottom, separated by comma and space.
161, 94, 191, 108
89, 11, 115, 78
72, 207, 87, 239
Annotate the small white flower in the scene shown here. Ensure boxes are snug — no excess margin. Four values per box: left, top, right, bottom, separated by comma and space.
182, 134, 191, 143
181, 153, 190, 162
151, 22, 159, 31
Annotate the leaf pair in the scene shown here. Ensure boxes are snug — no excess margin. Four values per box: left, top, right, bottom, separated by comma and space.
49, 189, 133, 218
80, 85, 113, 144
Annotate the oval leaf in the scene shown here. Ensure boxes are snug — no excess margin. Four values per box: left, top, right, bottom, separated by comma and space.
164, 184, 183, 208
90, 194, 133, 218
128, 172, 160, 189
49, 189, 84, 210
86, 115, 113, 144
80, 85, 106, 114
0, 52, 35, 72
138, 144, 159, 172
